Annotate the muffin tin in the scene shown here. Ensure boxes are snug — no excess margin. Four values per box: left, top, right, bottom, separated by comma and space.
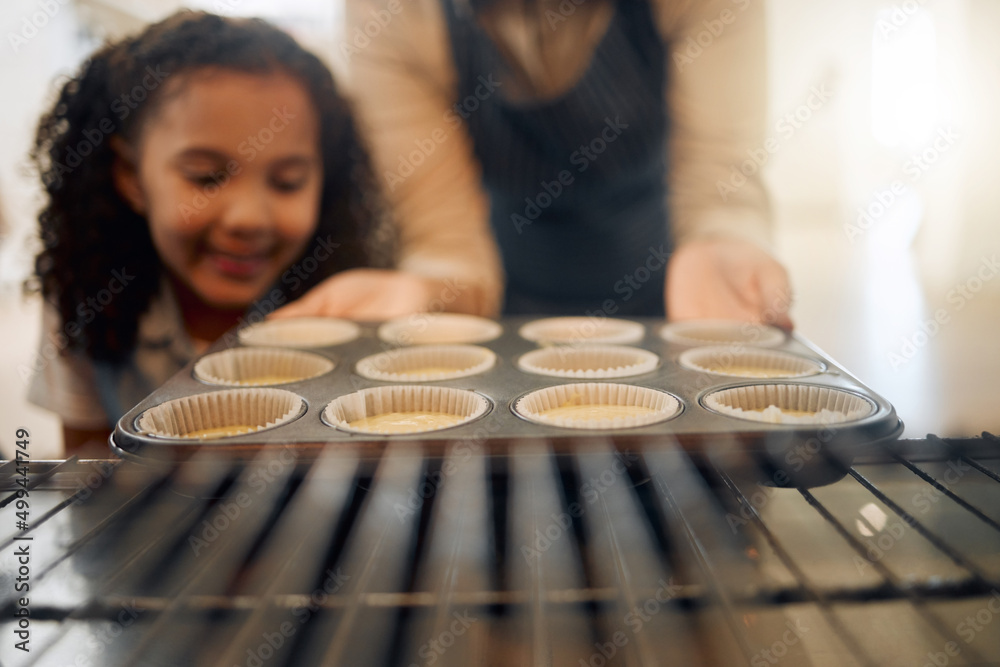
111, 315, 903, 460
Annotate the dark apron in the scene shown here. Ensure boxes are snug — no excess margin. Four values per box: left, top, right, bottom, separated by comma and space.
444, 0, 669, 315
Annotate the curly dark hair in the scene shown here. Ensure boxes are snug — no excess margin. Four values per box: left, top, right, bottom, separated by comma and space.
28, 10, 390, 363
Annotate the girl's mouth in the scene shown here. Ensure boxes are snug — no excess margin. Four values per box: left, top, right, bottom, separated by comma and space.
207, 249, 271, 279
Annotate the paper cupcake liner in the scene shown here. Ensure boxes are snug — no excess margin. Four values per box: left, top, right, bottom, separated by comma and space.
659, 320, 785, 347
514, 383, 681, 430
238, 317, 360, 348
678, 347, 822, 379
194, 347, 335, 387
377, 313, 502, 345
136, 388, 303, 440
355, 344, 496, 382
519, 317, 645, 345
324, 385, 490, 435
517, 345, 659, 379
703, 384, 874, 425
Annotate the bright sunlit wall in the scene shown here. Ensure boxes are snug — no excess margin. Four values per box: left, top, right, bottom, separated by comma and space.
1, 1, 996, 286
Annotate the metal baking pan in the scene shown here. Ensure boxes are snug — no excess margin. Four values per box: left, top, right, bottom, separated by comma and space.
111, 317, 903, 464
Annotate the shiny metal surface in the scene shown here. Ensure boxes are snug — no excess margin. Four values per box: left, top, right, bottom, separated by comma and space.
1, 434, 999, 666
110, 317, 902, 460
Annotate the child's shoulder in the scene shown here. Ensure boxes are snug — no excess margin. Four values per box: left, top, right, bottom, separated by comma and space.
28, 280, 196, 429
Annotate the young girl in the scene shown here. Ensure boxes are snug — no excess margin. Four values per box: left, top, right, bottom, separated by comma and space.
26, 11, 393, 455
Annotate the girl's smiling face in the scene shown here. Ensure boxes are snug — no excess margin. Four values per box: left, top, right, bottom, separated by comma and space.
114, 69, 322, 309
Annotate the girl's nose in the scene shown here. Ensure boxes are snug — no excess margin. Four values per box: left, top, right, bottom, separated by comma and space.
217, 180, 274, 235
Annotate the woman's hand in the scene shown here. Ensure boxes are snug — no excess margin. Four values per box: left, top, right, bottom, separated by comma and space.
666, 238, 793, 329
271, 268, 438, 321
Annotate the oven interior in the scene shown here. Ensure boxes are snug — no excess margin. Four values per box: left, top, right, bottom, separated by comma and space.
1, 433, 999, 666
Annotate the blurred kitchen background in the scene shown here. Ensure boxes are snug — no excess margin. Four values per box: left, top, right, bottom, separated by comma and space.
1, 0, 998, 457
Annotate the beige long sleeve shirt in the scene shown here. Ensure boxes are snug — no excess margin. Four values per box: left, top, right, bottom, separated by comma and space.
344, 0, 772, 316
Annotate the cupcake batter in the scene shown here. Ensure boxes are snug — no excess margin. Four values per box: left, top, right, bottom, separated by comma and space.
396, 366, 462, 376
761, 408, 816, 418
740, 406, 843, 424
707, 366, 794, 378
540, 404, 657, 421
348, 411, 464, 433
182, 425, 257, 438
238, 375, 300, 385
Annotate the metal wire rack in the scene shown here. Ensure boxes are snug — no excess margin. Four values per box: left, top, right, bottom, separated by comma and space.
1, 433, 999, 666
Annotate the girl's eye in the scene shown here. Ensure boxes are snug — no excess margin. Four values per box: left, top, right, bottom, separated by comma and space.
187, 173, 223, 188
270, 176, 309, 193
269, 167, 311, 193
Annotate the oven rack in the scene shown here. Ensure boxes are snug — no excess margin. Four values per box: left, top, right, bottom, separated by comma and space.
1, 433, 999, 666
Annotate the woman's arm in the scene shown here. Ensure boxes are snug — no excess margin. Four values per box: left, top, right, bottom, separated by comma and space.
300, 0, 505, 319
656, 0, 793, 327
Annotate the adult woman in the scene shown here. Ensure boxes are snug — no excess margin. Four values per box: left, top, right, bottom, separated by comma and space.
283, 0, 792, 325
